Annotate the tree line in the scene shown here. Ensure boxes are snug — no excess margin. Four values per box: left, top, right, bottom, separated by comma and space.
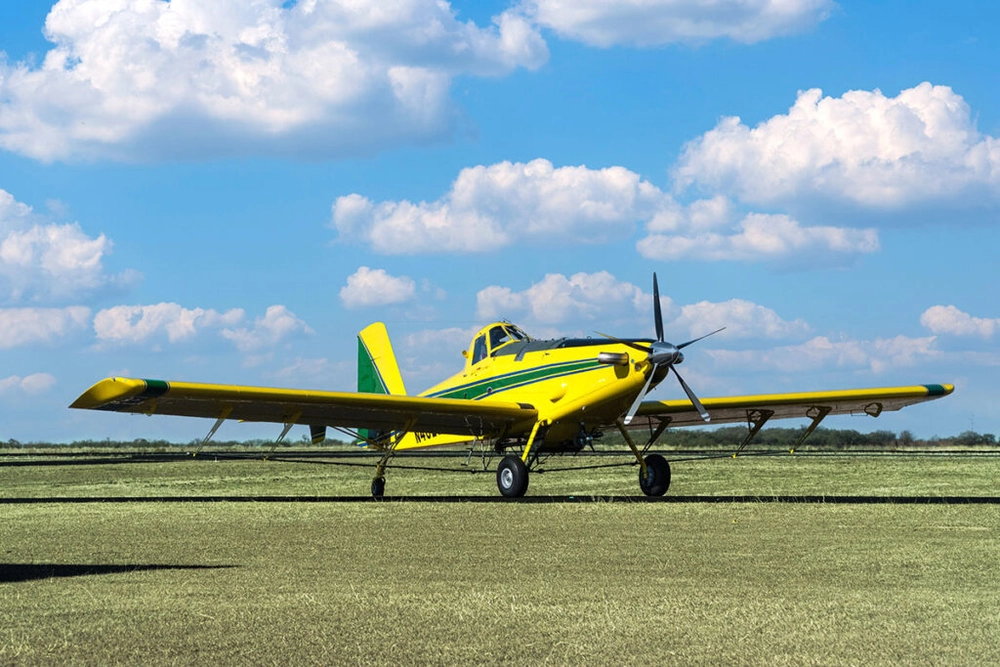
3, 428, 998, 451
602, 427, 998, 451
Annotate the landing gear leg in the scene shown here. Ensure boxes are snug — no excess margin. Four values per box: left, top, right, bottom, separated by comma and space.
617, 418, 671, 497
366, 421, 416, 500
495, 420, 544, 498
371, 452, 391, 500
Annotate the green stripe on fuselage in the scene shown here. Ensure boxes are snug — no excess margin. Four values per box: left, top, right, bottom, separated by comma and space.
429, 358, 604, 401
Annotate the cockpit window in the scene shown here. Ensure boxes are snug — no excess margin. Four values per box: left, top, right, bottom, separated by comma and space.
489, 326, 511, 351
471, 335, 488, 365
490, 324, 529, 350
506, 325, 528, 341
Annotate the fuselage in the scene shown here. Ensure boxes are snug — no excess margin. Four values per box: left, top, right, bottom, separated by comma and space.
408, 322, 659, 450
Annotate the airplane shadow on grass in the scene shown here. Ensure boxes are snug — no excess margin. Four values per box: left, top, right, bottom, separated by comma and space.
0, 563, 237, 583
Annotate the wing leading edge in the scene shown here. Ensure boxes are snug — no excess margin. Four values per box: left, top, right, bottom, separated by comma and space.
70, 377, 538, 438
628, 384, 954, 430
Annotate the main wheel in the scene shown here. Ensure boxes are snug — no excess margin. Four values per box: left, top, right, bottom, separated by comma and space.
496, 455, 529, 498
639, 454, 670, 496
371, 477, 386, 500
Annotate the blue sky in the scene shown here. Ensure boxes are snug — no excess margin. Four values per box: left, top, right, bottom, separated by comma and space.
0, 0, 996, 442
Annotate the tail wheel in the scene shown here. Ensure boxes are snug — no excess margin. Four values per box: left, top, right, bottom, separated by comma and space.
496, 455, 529, 498
639, 454, 671, 496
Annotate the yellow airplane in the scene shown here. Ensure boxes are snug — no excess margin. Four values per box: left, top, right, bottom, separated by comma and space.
71, 275, 953, 498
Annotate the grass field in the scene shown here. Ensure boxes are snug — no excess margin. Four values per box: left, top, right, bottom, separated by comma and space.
2, 452, 999, 665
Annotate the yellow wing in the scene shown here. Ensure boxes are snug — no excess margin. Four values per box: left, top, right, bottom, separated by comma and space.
628, 384, 954, 429
70, 377, 538, 438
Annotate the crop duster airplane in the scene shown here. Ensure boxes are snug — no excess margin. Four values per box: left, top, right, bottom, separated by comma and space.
72, 275, 953, 498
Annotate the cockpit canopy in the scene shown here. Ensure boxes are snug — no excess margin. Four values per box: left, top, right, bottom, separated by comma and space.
468, 322, 531, 365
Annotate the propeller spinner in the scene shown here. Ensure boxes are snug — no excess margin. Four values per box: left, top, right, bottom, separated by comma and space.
599, 273, 723, 425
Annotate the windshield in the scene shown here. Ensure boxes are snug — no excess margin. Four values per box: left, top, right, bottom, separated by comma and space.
489, 324, 529, 351
489, 326, 511, 350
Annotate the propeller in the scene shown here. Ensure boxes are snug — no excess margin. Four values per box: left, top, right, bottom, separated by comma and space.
598, 273, 724, 425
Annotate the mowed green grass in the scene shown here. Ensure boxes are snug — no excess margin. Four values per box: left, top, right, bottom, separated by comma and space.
2, 454, 999, 665
5, 451, 1000, 498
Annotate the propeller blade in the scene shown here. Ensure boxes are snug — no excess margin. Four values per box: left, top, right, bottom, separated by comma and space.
623, 363, 657, 425
616, 273, 716, 425
653, 272, 664, 342
671, 366, 710, 422
676, 326, 726, 350
594, 331, 651, 354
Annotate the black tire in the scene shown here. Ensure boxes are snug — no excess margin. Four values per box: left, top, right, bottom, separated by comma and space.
639, 454, 671, 496
371, 477, 386, 500
496, 455, 529, 498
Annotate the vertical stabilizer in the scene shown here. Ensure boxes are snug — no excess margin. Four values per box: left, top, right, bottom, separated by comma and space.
358, 322, 407, 396
356, 322, 469, 450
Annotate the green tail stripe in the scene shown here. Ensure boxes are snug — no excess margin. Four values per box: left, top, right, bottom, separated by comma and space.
357, 338, 387, 395
356, 338, 385, 445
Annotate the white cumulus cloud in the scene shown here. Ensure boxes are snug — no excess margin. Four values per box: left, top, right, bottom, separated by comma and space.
476, 271, 660, 327
0, 0, 547, 162
339, 267, 417, 308
476, 271, 815, 343
94, 302, 245, 344
0, 373, 57, 395
671, 299, 810, 340
674, 82, 1000, 208
921, 305, 999, 338
221, 304, 312, 352
334, 159, 872, 264
521, 0, 834, 47
638, 212, 879, 264
0, 189, 135, 303
707, 335, 939, 373
333, 158, 667, 253
0, 189, 32, 220
0, 306, 90, 348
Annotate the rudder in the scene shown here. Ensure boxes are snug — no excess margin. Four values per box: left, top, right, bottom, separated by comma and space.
356, 322, 469, 450
357, 322, 407, 396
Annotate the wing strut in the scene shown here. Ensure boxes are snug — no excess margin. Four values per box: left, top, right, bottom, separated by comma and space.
266, 411, 302, 457
194, 407, 233, 456
791, 406, 832, 453
643, 417, 673, 456
733, 409, 774, 458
